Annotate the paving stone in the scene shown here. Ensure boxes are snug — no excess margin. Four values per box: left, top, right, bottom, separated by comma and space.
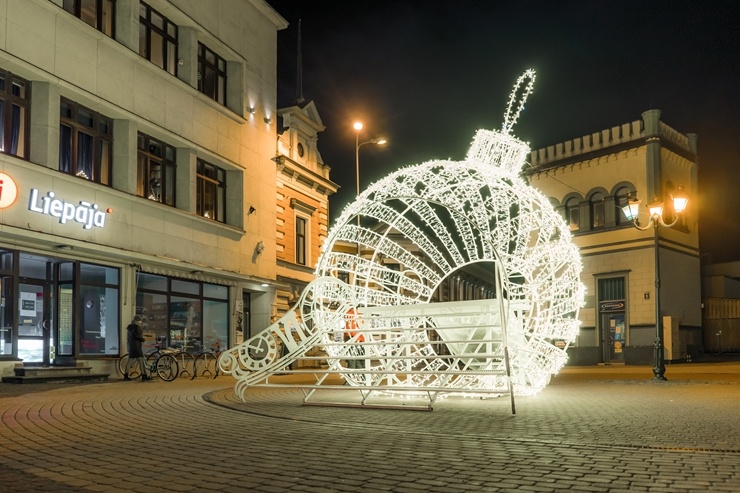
1, 364, 740, 492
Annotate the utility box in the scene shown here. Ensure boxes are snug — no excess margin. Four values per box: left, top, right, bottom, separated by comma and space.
663, 316, 686, 361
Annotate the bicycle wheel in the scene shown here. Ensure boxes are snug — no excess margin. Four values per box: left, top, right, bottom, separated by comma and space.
175, 351, 196, 378
145, 349, 162, 368
194, 352, 216, 379
156, 354, 179, 382
118, 354, 141, 379
213, 351, 222, 379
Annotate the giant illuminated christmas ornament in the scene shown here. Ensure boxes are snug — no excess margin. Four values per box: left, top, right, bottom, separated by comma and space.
220, 70, 584, 408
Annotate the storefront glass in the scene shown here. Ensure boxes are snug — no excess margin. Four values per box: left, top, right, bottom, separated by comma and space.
79, 264, 119, 355
136, 273, 228, 352
0, 276, 12, 356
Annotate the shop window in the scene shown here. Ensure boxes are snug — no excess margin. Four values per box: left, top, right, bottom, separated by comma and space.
0, 70, 29, 159
197, 42, 227, 106
136, 275, 229, 352
79, 263, 119, 355
296, 216, 307, 265
0, 276, 13, 356
62, 0, 115, 37
170, 298, 199, 350
60, 98, 112, 186
139, 2, 178, 76
203, 299, 228, 351
0, 249, 14, 271
137, 133, 176, 206
196, 159, 226, 222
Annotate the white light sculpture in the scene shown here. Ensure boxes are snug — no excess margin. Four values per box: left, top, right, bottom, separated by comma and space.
220, 70, 584, 405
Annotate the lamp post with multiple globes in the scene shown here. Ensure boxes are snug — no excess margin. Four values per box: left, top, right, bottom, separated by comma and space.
353, 121, 387, 255
621, 186, 689, 381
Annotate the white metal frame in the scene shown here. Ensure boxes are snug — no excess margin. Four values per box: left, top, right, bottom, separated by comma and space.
220, 70, 584, 411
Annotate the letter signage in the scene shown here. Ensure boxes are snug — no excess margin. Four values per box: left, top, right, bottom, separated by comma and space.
28, 189, 112, 230
599, 300, 625, 313
0, 172, 19, 209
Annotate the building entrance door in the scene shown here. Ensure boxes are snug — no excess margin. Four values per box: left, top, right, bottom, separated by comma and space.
17, 281, 53, 365
601, 312, 625, 363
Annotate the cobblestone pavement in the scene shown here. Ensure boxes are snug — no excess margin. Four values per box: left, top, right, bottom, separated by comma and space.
0, 363, 739, 492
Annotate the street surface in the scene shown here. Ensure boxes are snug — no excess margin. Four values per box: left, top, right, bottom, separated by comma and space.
1, 363, 739, 492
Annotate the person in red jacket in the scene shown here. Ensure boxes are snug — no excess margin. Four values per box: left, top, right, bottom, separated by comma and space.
344, 308, 365, 370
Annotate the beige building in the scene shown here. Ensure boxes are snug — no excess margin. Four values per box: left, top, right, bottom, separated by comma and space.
527, 109, 701, 365
273, 99, 337, 320
0, 0, 287, 377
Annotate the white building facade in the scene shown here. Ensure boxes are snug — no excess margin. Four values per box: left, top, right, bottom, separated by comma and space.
0, 0, 287, 376
527, 110, 702, 365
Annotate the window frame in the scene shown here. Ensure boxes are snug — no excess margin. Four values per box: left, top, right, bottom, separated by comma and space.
62, 0, 115, 37
135, 274, 229, 353
196, 159, 226, 223
59, 98, 113, 186
137, 133, 177, 206
197, 42, 227, 106
295, 215, 307, 266
589, 191, 606, 230
0, 69, 30, 159
565, 197, 580, 232
139, 2, 179, 76
614, 186, 633, 227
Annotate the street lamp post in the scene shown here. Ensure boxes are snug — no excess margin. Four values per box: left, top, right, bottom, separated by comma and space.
353, 121, 387, 256
621, 186, 689, 381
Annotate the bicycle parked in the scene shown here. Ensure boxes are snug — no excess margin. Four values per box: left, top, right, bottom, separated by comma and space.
191, 340, 223, 380
170, 337, 196, 379
118, 338, 166, 378
117, 349, 179, 382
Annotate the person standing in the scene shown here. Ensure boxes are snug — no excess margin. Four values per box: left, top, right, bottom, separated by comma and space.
344, 308, 365, 370
124, 315, 150, 381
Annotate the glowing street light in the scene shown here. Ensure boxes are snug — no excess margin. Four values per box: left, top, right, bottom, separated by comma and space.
621, 185, 689, 381
353, 121, 387, 255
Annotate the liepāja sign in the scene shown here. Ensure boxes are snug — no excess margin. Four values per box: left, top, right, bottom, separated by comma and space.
28, 189, 112, 230
1, 172, 112, 229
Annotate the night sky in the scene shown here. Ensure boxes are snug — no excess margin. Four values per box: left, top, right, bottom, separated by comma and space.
268, 0, 740, 264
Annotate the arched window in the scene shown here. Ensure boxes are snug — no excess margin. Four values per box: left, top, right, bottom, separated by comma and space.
590, 191, 605, 229
565, 197, 580, 231
614, 186, 632, 225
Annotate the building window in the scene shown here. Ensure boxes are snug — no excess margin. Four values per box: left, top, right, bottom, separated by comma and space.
196, 159, 226, 222
590, 192, 605, 229
137, 133, 176, 206
59, 98, 112, 186
78, 263, 120, 356
136, 273, 229, 353
565, 197, 580, 231
296, 216, 307, 265
139, 2, 178, 76
197, 42, 227, 105
62, 0, 115, 37
0, 70, 29, 159
614, 187, 632, 226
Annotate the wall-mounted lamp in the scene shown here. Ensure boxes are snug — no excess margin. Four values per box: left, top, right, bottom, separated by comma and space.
271, 155, 286, 165
248, 106, 256, 115
255, 241, 265, 255
264, 117, 272, 124
56, 245, 73, 251
248, 206, 256, 215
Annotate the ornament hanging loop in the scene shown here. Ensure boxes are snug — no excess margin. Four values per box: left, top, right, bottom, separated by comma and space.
502, 69, 536, 135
